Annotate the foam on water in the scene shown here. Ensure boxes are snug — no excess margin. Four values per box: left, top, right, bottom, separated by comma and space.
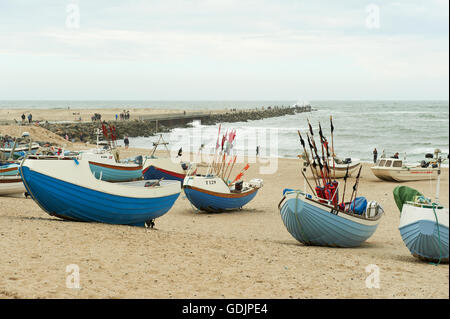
2, 100, 448, 164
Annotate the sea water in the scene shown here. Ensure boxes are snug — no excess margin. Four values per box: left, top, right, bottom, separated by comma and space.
1, 100, 448, 163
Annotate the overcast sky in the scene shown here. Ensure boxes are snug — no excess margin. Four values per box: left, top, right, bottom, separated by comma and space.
0, 0, 448, 100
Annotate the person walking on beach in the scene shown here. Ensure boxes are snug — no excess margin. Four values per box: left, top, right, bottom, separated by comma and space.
256, 145, 260, 157
373, 148, 378, 163
21, 113, 25, 124
27, 113, 32, 124
124, 136, 129, 149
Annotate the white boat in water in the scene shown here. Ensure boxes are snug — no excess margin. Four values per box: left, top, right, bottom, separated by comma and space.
371, 150, 443, 182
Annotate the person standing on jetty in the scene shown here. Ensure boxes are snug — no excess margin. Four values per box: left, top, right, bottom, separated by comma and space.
373, 148, 378, 163
124, 136, 129, 149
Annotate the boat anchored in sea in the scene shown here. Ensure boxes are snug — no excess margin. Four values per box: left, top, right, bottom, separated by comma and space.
19, 157, 181, 227
279, 117, 384, 247
394, 154, 448, 263
371, 150, 443, 182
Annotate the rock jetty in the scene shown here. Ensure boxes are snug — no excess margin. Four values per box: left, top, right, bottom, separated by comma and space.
41, 105, 313, 143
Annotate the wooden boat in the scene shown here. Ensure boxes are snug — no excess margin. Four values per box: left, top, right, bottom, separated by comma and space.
0, 141, 40, 158
0, 176, 25, 196
78, 148, 143, 182
281, 119, 384, 247
142, 135, 195, 183
300, 155, 361, 178
394, 157, 449, 263
371, 152, 442, 182
0, 162, 20, 176
183, 175, 262, 213
278, 189, 384, 247
19, 158, 181, 227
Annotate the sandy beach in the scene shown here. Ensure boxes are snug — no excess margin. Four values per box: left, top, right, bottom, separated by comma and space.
0, 144, 448, 298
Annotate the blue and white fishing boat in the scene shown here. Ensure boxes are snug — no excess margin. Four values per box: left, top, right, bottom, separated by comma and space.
19, 158, 181, 227
0, 141, 40, 158
142, 135, 195, 184
278, 189, 384, 247
78, 148, 143, 182
394, 153, 449, 263
0, 162, 20, 176
183, 175, 263, 213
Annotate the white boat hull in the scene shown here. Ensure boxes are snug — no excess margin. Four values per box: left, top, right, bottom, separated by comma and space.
0, 176, 26, 195
371, 167, 438, 182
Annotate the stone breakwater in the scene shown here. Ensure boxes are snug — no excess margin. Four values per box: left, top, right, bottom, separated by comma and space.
41, 105, 313, 143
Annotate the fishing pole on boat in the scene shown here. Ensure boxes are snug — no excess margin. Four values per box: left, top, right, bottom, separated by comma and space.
301, 169, 315, 195
307, 132, 326, 187
226, 155, 237, 184
297, 130, 318, 187
306, 132, 321, 186
230, 163, 250, 185
318, 122, 332, 184
349, 165, 362, 213
340, 164, 349, 210
330, 115, 336, 180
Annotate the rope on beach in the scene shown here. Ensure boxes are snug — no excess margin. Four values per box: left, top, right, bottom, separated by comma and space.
429, 203, 442, 266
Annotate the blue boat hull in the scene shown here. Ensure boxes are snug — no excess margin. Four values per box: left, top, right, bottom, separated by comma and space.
143, 165, 185, 183
280, 193, 380, 247
21, 166, 179, 227
399, 220, 449, 262
184, 186, 258, 213
89, 163, 142, 182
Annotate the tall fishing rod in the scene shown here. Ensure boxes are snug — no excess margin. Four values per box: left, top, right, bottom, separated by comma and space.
307, 131, 326, 187
330, 115, 336, 180
348, 165, 362, 212
340, 164, 349, 208
298, 130, 318, 187
318, 122, 332, 184
306, 132, 321, 186
307, 120, 325, 183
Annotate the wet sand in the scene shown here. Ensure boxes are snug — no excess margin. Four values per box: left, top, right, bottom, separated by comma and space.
0, 147, 448, 299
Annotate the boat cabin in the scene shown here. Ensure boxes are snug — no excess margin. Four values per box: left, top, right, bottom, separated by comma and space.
376, 158, 404, 168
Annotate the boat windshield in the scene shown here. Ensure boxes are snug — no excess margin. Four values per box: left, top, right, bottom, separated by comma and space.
392, 160, 402, 167
385, 160, 392, 167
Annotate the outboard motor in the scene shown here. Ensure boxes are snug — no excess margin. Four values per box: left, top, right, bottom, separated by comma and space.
343, 158, 352, 164
425, 153, 434, 159
235, 181, 243, 192
420, 160, 429, 168
181, 163, 189, 171
134, 155, 143, 166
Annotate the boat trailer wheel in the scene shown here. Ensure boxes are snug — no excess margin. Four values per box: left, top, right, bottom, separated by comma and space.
145, 219, 155, 229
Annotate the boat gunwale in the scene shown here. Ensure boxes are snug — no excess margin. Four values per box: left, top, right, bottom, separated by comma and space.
279, 190, 383, 222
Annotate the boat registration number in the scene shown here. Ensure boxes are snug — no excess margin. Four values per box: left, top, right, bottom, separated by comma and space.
205, 180, 216, 185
